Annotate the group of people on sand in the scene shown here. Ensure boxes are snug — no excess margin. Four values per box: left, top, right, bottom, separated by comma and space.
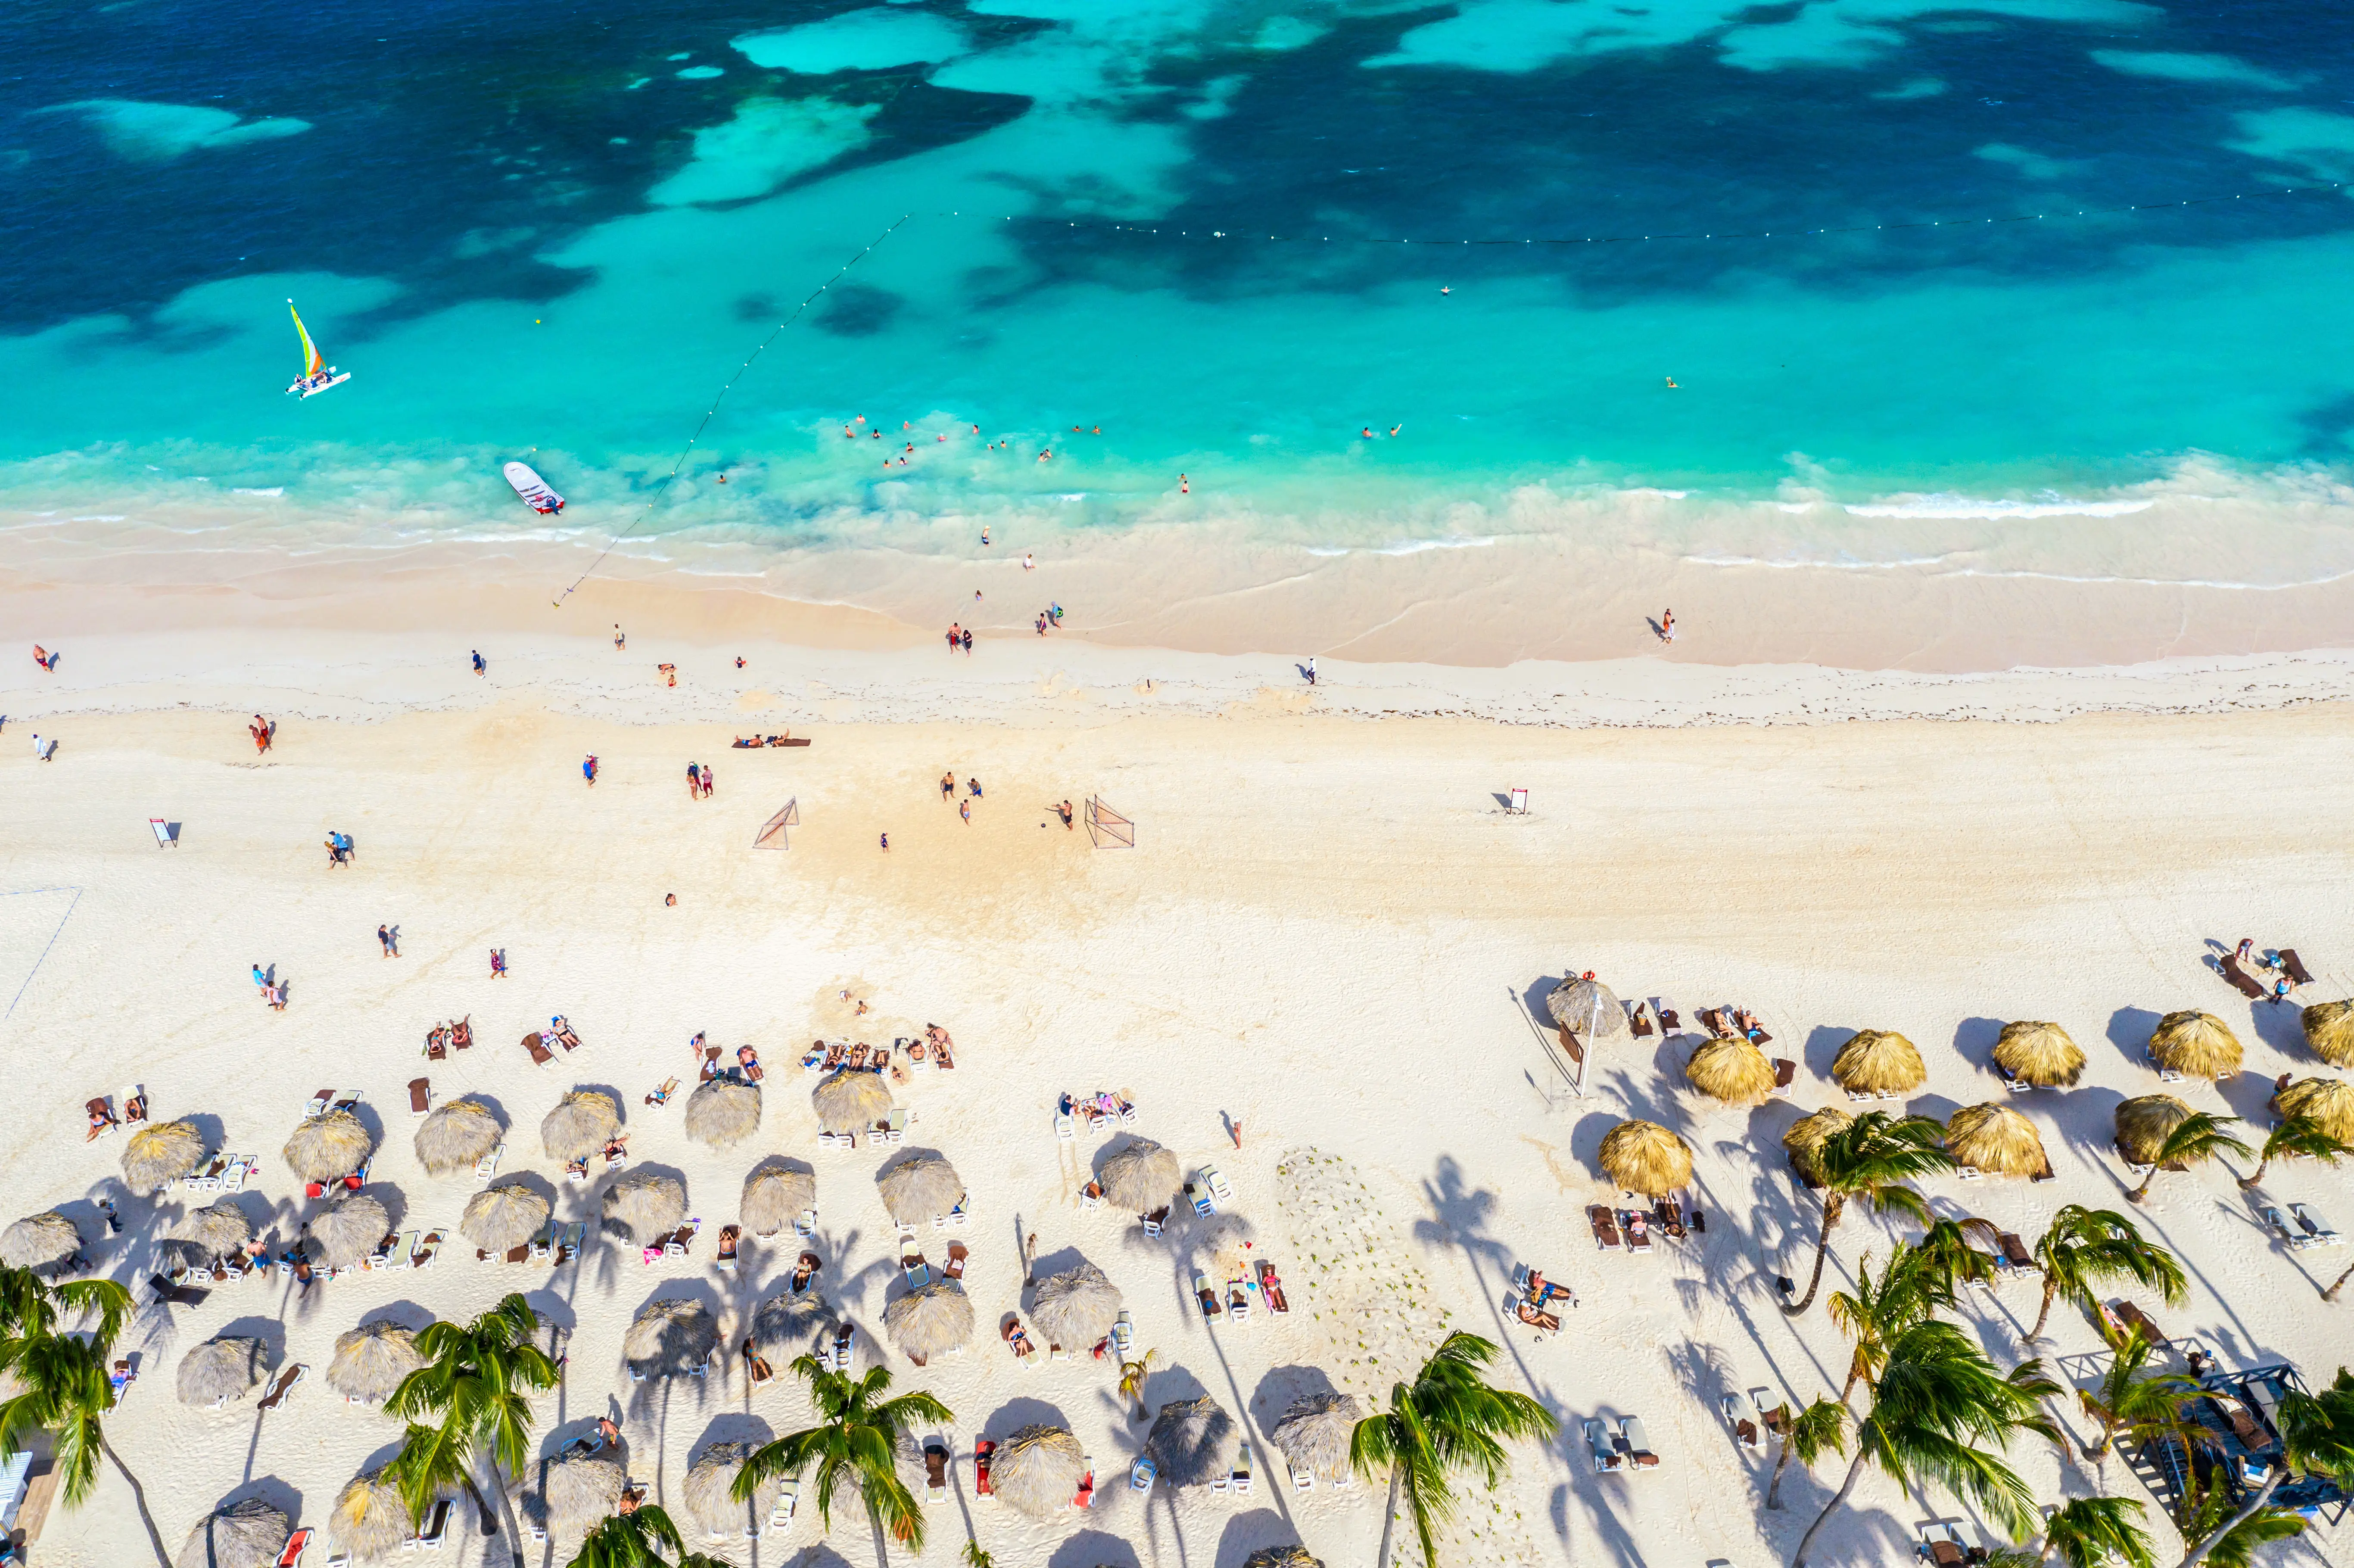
683, 762, 713, 799
1514, 1267, 1579, 1332
322, 831, 354, 867
731, 734, 793, 747
250, 963, 288, 1011
943, 623, 974, 655
248, 715, 274, 754
31, 644, 59, 672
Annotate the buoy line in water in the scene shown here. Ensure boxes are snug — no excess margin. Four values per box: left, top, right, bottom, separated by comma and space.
554, 213, 910, 608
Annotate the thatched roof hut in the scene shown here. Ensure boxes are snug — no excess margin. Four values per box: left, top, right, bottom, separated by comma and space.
541, 1090, 619, 1162
1945, 1102, 2047, 1177
544, 1450, 624, 1528
604, 1170, 687, 1241
123, 1119, 205, 1194
1832, 1030, 1925, 1096
284, 1108, 374, 1184
1993, 1021, 2085, 1088
461, 1181, 548, 1254
1031, 1262, 1121, 1350
993, 1424, 1085, 1518
882, 1280, 973, 1364
331, 1471, 414, 1563
742, 1160, 815, 1235
876, 1155, 962, 1226
624, 1296, 717, 1379
1597, 1120, 1692, 1197
1782, 1107, 1855, 1185
2114, 1095, 2195, 1169
178, 1337, 267, 1408
2301, 1000, 2354, 1069
685, 1441, 778, 1538
2149, 1011, 2242, 1079
1147, 1396, 1238, 1488
1686, 1038, 1776, 1107
685, 1079, 761, 1148
176, 1497, 289, 1568
1269, 1391, 1363, 1482
328, 1319, 423, 1405
168, 1200, 252, 1266
414, 1098, 502, 1176
0, 1211, 80, 1269
305, 1193, 391, 1270
751, 1290, 828, 1356
1242, 1549, 1324, 1568
812, 1070, 891, 1133
1099, 1137, 1181, 1213
2276, 1077, 2354, 1145
1548, 976, 1628, 1040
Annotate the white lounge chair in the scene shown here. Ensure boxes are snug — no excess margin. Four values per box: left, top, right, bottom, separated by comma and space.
795, 1209, 817, 1238
1055, 1113, 1075, 1140
1110, 1311, 1134, 1359
1722, 1393, 1762, 1450
769, 1477, 800, 1534
1585, 1419, 1622, 1473
1204, 1167, 1235, 1205
1620, 1416, 1659, 1468
474, 1142, 503, 1182
1231, 1443, 1252, 1494
2292, 1204, 2343, 1247
414, 1498, 451, 1550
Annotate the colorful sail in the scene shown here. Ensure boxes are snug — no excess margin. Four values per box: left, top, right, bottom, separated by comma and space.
289, 300, 325, 380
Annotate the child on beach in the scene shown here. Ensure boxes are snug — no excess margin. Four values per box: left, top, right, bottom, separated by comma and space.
582, 755, 598, 786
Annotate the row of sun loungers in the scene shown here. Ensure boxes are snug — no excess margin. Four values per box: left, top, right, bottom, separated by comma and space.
1586, 1416, 1660, 1472
2261, 1202, 2342, 1250
1054, 1091, 1139, 1137
1587, 1199, 1706, 1253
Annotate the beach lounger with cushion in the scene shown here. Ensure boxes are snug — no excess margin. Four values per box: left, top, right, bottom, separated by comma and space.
2291, 1203, 2342, 1246
645, 1077, 678, 1107
2220, 954, 2268, 999
1585, 1419, 1623, 1473
122, 1085, 148, 1124
257, 1364, 306, 1412
1141, 1208, 1168, 1238
922, 1437, 949, 1501
408, 1078, 431, 1116
1231, 1443, 1252, 1494
275, 1527, 311, 1566
769, 1478, 799, 1532
520, 1032, 554, 1065
2282, 948, 2315, 986
1587, 1205, 1621, 1249
902, 1245, 930, 1289
1772, 1058, 1798, 1096
1193, 1273, 1222, 1319
1187, 1181, 1215, 1217
414, 1498, 451, 1550
1204, 1166, 1235, 1204
833, 1323, 856, 1371
1257, 1260, 1290, 1312
945, 1241, 968, 1280
1722, 1393, 1762, 1450
973, 1442, 996, 1501
1620, 1416, 1659, 1468
2261, 1207, 2304, 1248
1998, 1232, 2034, 1270
1620, 1211, 1652, 1253
2112, 1300, 2168, 1344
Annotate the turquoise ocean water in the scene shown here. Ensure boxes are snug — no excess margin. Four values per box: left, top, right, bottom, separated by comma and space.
8, 0, 2354, 591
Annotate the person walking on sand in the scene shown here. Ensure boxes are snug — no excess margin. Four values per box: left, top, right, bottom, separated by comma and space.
582, 754, 598, 787
472, 650, 486, 675
491, 948, 507, 978
1059, 799, 1074, 830
959, 798, 971, 825
879, 832, 890, 853
613, 624, 626, 651
253, 963, 267, 992
700, 763, 713, 799
941, 771, 955, 801
1305, 656, 1316, 687
961, 627, 972, 655
968, 778, 983, 798
378, 924, 396, 958
685, 761, 701, 799
1660, 609, 1675, 643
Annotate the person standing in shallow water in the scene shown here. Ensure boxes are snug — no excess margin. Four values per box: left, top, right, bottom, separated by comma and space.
1660, 610, 1675, 644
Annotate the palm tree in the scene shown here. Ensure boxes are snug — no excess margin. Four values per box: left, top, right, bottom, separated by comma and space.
2077, 1325, 2199, 1462
2176, 1370, 2354, 1568
0, 1266, 168, 1568
1828, 1245, 1950, 1403
735, 1356, 952, 1561
385, 1293, 560, 1541
2032, 1496, 2156, 1568
1914, 1219, 2001, 1298
1116, 1347, 1158, 1422
2329, 1255, 2354, 1302
2236, 1112, 2353, 1189
2026, 1206, 2186, 1343
566, 1503, 734, 1567
1789, 1321, 2054, 1568
2171, 1477, 2306, 1568
1784, 1112, 1952, 1315
2125, 1113, 2251, 1204
1763, 1397, 1846, 1510
1349, 1331, 1557, 1568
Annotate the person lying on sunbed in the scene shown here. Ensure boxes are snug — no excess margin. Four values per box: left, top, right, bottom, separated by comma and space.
1003, 1321, 1036, 1358
1623, 1213, 1651, 1245
1515, 1301, 1561, 1332
566, 1156, 589, 1179
602, 1136, 629, 1164
1525, 1269, 1577, 1307
737, 1045, 763, 1082
85, 1104, 115, 1141
741, 1337, 773, 1380
732, 736, 761, 748
123, 1091, 147, 1123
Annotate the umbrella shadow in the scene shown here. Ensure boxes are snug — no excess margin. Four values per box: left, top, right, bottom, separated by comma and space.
980, 1394, 1074, 1435
1952, 1016, 2007, 1083
2247, 997, 2305, 1054
2105, 1006, 2165, 1065
1803, 1025, 1858, 1080
1052, 1528, 1144, 1568
690, 1412, 775, 1457
1249, 1364, 1338, 1428
1212, 1509, 1293, 1567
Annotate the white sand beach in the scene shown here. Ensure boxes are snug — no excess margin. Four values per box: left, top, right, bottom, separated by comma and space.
5, 613, 2354, 1568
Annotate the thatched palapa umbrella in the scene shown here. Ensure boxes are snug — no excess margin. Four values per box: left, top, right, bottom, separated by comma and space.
2276, 1077, 2354, 1144
2148, 1011, 2242, 1079
461, 1181, 549, 1255
1945, 1102, 2047, 1177
1782, 1107, 1855, 1185
742, 1159, 815, 1235
604, 1169, 687, 1241
1, 1211, 80, 1269
176, 1497, 290, 1568
328, 1319, 423, 1405
2114, 1095, 2194, 1169
993, 1424, 1085, 1518
285, 1108, 374, 1184
545, 1450, 625, 1528
751, 1290, 827, 1356
1597, 1120, 1691, 1197
883, 1279, 973, 1364
1031, 1262, 1121, 1350
161, 1200, 252, 1270
1099, 1137, 1181, 1213
178, 1337, 268, 1407
685, 1078, 761, 1148
123, 1119, 205, 1193
1548, 975, 1628, 1040
685, 1441, 778, 1537
1243, 1549, 1324, 1568
414, 1098, 502, 1176
306, 1193, 391, 1270
1146, 1396, 1238, 1488
625, 1296, 717, 1379
2301, 1000, 2354, 1069
812, 1070, 891, 1133
1270, 1391, 1364, 1483
332, 1470, 414, 1563
1993, 1021, 2085, 1088
877, 1155, 962, 1226
541, 1090, 619, 1162
1686, 1038, 1776, 1107
1832, 1030, 1925, 1097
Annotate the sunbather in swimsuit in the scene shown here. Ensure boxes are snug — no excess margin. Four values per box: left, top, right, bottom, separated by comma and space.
1516, 1302, 1560, 1332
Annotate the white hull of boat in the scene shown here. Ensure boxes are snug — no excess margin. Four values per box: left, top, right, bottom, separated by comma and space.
287, 371, 350, 398
503, 460, 565, 514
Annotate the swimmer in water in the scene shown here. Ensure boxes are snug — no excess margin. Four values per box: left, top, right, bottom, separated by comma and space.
856, 415, 866, 424
1440, 285, 1451, 295
1665, 377, 1678, 389
1038, 449, 1052, 462
1180, 474, 1189, 494
1361, 427, 1373, 439
1390, 426, 1401, 436
982, 526, 992, 546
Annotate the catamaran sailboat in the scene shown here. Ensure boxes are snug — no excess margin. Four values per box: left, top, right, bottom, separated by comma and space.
503, 461, 565, 514
283, 299, 349, 398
